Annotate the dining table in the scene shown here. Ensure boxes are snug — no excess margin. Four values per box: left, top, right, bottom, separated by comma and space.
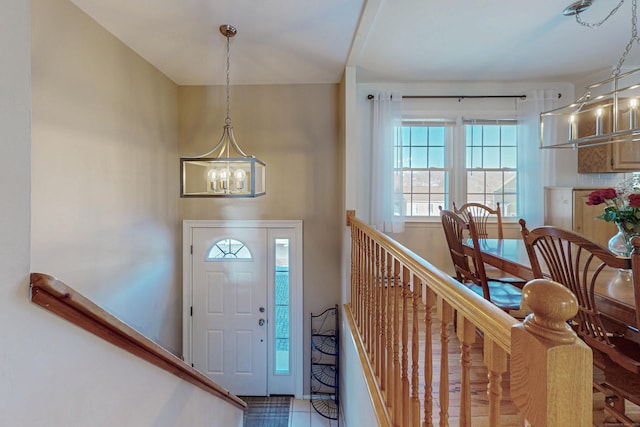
469, 237, 639, 330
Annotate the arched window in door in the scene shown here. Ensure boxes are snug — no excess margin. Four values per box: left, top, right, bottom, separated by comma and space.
206, 238, 252, 260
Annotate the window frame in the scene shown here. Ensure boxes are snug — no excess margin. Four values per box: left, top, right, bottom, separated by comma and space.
398, 118, 519, 220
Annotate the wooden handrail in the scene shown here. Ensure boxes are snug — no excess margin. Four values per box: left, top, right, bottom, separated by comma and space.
29, 272, 247, 411
350, 215, 517, 351
347, 213, 592, 426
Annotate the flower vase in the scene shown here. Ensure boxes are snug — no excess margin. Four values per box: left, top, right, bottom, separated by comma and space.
608, 223, 639, 257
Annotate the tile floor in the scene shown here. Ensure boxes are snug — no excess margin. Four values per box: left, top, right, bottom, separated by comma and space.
288, 399, 340, 427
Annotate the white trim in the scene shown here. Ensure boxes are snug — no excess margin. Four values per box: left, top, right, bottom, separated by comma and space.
182, 219, 304, 398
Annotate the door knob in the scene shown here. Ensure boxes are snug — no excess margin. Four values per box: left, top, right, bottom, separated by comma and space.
258, 318, 265, 326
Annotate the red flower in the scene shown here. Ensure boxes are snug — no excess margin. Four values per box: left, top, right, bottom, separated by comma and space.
586, 188, 616, 205
629, 194, 640, 207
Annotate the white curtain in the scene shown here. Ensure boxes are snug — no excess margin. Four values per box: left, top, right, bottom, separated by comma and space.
517, 90, 558, 227
370, 91, 404, 233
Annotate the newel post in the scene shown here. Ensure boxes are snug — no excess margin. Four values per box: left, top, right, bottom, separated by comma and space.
510, 279, 592, 427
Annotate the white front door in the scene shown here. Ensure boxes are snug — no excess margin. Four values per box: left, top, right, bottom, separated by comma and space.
191, 227, 268, 396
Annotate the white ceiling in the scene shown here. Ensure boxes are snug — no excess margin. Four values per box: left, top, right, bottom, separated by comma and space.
69, 0, 640, 86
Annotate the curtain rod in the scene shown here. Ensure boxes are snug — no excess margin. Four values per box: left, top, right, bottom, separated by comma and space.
367, 94, 528, 100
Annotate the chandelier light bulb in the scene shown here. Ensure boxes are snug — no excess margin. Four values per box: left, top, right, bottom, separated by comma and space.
207, 169, 218, 191
569, 115, 577, 140
219, 168, 230, 179
595, 107, 603, 135
234, 169, 247, 190
219, 168, 230, 190
234, 168, 247, 181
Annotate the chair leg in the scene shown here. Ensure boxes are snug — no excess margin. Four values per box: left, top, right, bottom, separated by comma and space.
608, 394, 626, 416
603, 397, 636, 427
598, 384, 640, 427
593, 380, 636, 426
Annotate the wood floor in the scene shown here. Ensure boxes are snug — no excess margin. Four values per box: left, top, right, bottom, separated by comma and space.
391, 303, 640, 426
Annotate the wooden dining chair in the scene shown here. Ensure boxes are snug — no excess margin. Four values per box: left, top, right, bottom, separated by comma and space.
519, 219, 640, 426
447, 202, 526, 287
453, 201, 503, 239
440, 209, 522, 312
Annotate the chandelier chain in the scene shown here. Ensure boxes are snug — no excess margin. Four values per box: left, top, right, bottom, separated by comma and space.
614, 0, 640, 76
575, 0, 640, 76
225, 30, 231, 126
575, 0, 625, 27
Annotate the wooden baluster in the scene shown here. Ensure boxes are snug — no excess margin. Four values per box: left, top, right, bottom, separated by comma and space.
423, 287, 436, 427
401, 266, 411, 426
349, 224, 354, 319
365, 234, 372, 351
511, 279, 592, 427
369, 238, 375, 358
359, 231, 365, 330
378, 245, 385, 373
354, 226, 361, 325
411, 274, 422, 427
380, 251, 390, 395
457, 313, 476, 426
438, 299, 453, 427
369, 237, 375, 357
392, 258, 401, 425
386, 254, 394, 407
484, 337, 507, 427
352, 224, 360, 323
374, 242, 381, 376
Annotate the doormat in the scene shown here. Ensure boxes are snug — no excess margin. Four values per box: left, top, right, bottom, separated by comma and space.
240, 396, 291, 427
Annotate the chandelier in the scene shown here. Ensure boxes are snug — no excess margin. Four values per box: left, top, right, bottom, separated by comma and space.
541, 0, 640, 149
180, 25, 266, 197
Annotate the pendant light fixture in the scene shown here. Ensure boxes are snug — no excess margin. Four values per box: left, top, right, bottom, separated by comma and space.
180, 24, 265, 197
541, 0, 640, 149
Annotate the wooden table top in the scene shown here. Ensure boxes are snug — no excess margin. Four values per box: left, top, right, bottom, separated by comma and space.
470, 238, 638, 328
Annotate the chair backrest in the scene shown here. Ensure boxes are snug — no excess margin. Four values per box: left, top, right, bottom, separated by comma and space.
453, 202, 503, 239
440, 209, 491, 300
518, 219, 634, 358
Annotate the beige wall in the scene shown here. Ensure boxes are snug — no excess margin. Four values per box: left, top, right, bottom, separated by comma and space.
30, 0, 181, 353
3, 1, 241, 425
178, 84, 343, 391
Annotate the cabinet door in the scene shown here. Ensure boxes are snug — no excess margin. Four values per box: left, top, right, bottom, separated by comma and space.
577, 145, 613, 173
612, 140, 640, 170
544, 187, 573, 229
573, 190, 617, 246
577, 101, 615, 173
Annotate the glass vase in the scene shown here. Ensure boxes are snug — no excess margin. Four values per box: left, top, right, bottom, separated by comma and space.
608, 223, 638, 257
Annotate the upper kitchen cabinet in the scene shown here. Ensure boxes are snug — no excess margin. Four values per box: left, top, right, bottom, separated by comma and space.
578, 141, 640, 173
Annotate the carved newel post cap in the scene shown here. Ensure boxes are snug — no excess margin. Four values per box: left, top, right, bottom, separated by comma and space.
521, 278, 579, 343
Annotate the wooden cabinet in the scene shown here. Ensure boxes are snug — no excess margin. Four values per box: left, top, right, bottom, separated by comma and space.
544, 187, 617, 247
578, 141, 640, 173
575, 99, 640, 172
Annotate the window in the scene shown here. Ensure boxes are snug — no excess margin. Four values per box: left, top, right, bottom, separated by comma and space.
397, 119, 518, 217
399, 123, 449, 216
274, 238, 290, 374
206, 238, 252, 260
465, 121, 518, 217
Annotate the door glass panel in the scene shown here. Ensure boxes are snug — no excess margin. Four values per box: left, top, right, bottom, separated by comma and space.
206, 238, 252, 260
274, 238, 290, 374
